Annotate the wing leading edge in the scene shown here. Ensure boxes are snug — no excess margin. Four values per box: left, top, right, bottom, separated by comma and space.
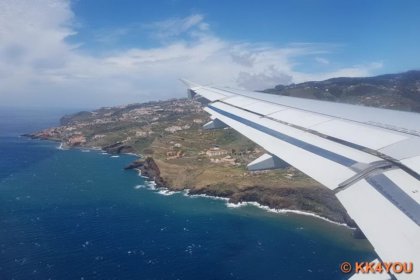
182, 80, 420, 280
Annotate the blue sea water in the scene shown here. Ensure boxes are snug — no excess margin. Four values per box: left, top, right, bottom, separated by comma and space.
0, 109, 376, 280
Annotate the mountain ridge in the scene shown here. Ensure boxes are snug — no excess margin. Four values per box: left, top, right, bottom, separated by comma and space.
263, 70, 420, 112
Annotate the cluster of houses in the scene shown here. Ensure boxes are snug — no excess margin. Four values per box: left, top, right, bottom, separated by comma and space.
35, 99, 266, 169
164, 125, 191, 133
39, 98, 205, 146
164, 145, 240, 166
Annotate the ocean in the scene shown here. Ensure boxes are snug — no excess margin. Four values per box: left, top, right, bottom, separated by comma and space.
0, 108, 376, 280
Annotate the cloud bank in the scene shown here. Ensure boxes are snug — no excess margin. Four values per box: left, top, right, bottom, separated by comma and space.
0, 0, 383, 108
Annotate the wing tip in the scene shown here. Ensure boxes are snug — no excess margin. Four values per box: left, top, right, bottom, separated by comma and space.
179, 78, 200, 89
180, 79, 201, 99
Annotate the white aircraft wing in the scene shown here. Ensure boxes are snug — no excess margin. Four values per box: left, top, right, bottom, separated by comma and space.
182, 80, 420, 280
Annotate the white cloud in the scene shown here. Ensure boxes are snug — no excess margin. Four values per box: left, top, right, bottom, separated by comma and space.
293, 61, 384, 82
0, 0, 383, 108
237, 69, 293, 90
315, 56, 330, 65
144, 14, 208, 41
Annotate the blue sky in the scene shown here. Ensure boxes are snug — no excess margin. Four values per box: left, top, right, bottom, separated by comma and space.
70, 0, 420, 72
0, 0, 419, 108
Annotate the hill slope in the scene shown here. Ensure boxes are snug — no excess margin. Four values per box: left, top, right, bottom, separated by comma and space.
264, 70, 420, 112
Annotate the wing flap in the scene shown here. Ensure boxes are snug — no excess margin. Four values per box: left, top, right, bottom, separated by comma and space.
384, 169, 420, 204
378, 138, 420, 160
336, 175, 420, 280
400, 156, 420, 176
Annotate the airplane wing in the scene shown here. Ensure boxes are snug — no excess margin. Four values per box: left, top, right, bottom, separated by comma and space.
182, 80, 420, 280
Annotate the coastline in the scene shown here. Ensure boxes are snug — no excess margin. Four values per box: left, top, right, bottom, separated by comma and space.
136, 173, 352, 229
92, 144, 353, 229
37, 138, 357, 229
24, 113, 357, 230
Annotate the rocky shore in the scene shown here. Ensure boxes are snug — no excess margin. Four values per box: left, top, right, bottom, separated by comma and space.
123, 156, 356, 228
125, 157, 168, 189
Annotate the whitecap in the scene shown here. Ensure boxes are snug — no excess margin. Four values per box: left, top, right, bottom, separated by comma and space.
146, 181, 156, 190
157, 189, 177, 196
137, 171, 148, 179
57, 143, 68, 150
226, 202, 247, 208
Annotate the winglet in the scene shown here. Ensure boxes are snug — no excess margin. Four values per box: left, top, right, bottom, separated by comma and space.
247, 153, 287, 171
203, 119, 227, 130
180, 79, 201, 99
179, 79, 200, 89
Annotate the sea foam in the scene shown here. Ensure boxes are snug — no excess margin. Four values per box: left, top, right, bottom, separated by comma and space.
157, 189, 177, 196
226, 201, 349, 227
134, 180, 348, 228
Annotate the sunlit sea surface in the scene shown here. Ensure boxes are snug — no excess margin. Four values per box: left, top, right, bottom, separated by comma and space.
0, 108, 375, 279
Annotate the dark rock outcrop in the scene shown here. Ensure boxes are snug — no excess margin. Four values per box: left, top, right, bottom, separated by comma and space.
125, 157, 167, 188
102, 142, 134, 154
